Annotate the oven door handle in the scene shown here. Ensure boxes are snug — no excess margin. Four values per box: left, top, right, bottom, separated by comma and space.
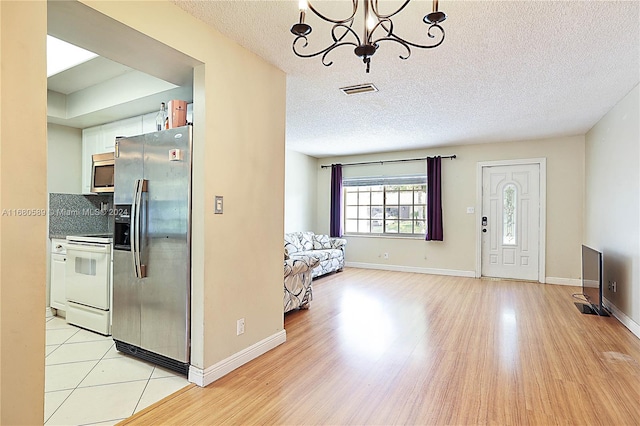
132, 178, 148, 279
66, 242, 110, 254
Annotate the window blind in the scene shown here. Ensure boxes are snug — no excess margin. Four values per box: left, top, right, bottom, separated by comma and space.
342, 175, 426, 187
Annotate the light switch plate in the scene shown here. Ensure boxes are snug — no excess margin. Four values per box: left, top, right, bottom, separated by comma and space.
214, 196, 223, 214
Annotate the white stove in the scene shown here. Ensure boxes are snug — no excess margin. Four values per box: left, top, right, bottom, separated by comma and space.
65, 234, 113, 335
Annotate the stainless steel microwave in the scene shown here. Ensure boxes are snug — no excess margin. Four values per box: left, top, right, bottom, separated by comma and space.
91, 152, 114, 193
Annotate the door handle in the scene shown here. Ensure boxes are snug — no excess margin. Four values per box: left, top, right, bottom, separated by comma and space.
132, 179, 148, 279
131, 180, 139, 278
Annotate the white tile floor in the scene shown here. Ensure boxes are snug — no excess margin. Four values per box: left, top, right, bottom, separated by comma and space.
45, 316, 190, 425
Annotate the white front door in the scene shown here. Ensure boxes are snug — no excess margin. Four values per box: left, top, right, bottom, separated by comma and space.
481, 164, 540, 281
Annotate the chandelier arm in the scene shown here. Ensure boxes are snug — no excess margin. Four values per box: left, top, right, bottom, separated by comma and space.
320, 42, 360, 67
331, 22, 360, 44
378, 21, 446, 49
292, 40, 359, 65
370, 0, 412, 20
369, 17, 394, 41
369, 37, 412, 60
306, 0, 358, 25
292, 24, 360, 63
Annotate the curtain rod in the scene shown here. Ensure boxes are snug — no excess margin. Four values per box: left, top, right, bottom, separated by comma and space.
320, 155, 456, 169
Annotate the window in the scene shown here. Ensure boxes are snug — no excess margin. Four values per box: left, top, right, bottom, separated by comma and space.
503, 184, 517, 245
343, 175, 426, 236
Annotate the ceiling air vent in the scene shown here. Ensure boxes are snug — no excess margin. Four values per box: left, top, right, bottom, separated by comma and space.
339, 83, 378, 95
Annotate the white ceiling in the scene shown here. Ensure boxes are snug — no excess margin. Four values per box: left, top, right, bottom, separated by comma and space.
47, 0, 199, 129
171, 0, 640, 158
47, 57, 133, 95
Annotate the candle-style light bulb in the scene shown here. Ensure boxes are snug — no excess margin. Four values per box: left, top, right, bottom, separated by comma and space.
291, 0, 312, 36
366, 14, 376, 31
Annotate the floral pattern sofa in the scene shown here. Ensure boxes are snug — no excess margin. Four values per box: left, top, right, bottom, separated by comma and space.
284, 232, 347, 279
284, 254, 319, 313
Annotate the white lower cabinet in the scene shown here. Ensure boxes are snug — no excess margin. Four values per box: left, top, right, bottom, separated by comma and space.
50, 239, 67, 312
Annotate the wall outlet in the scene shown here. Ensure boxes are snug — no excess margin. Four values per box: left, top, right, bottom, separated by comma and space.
383, 252, 389, 259
236, 318, 245, 335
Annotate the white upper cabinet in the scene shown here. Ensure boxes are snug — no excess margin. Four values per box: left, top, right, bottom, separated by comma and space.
81, 126, 103, 194
103, 116, 143, 152
81, 104, 192, 194
142, 112, 158, 134
82, 116, 142, 193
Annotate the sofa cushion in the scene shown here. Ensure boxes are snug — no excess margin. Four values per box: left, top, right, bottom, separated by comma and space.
285, 231, 316, 254
284, 254, 319, 277
298, 250, 328, 262
327, 249, 343, 259
313, 234, 332, 250
297, 249, 342, 262
284, 233, 302, 254
299, 232, 314, 251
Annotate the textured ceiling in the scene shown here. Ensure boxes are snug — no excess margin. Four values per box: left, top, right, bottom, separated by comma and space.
172, 0, 640, 158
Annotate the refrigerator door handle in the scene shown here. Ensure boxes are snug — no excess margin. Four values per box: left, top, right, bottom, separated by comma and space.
139, 179, 148, 278
132, 179, 148, 279
131, 180, 140, 278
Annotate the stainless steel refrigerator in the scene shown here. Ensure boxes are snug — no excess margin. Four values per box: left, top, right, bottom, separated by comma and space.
112, 125, 192, 375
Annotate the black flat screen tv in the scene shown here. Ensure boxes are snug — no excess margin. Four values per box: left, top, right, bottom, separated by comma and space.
575, 245, 609, 316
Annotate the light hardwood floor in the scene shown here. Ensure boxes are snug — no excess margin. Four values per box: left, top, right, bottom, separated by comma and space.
121, 268, 640, 425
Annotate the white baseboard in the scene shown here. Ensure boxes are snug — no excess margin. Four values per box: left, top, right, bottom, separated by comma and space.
545, 277, 581, 286
345, 262, 475, 278
45, 307, 55, 318
603, 297, 640, 340
188, 329, 286, 387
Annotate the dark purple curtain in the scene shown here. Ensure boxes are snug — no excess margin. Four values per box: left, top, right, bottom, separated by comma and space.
425, 156, 443, 241
330, 164, 343, 237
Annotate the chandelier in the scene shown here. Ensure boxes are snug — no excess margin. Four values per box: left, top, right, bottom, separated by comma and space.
290, 0, 447, 73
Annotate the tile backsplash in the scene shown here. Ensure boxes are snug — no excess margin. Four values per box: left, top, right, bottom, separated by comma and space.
49, 193, 113, 238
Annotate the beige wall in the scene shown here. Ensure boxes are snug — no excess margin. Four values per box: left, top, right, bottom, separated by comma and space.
315, 136, 585, 280
585, 84, 639, 325
1, 0, 286, 419
47, 123, 82, 194
285, 150, 318, 232
45, 123, 82, 309
80, 0, 286, 368
0, 1, 47, 423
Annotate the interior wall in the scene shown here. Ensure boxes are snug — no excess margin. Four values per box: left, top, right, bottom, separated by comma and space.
45, 123, 82, 310
79, 1, 287, 369
47, 123, 82, 194
316, 135, 585, 281
585, 84, 639, 327
0, 1, 47, 423
285, 149, 317, 233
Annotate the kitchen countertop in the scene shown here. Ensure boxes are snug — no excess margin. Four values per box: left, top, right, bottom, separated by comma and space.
50, 232, 112, 239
